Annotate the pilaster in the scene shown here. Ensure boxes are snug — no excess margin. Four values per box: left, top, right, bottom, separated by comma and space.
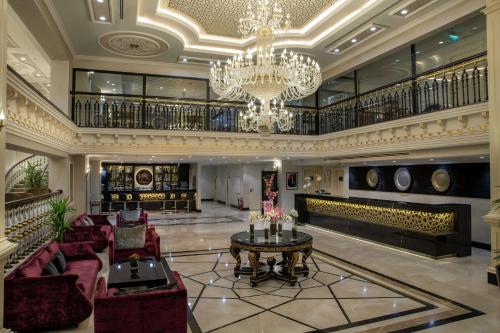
484, 0, 500, 284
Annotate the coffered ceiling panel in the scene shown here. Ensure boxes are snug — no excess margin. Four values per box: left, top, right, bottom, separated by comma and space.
164, 0, 336, 38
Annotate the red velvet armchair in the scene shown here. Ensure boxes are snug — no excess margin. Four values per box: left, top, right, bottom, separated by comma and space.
94, 273, 187, 333
64, 213, 113, 252
108, 226, 161, 264
5, 241, 102, 332
116, 209, 148, 227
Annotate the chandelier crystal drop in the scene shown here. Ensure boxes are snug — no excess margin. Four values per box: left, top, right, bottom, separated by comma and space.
209, 0, 322, 133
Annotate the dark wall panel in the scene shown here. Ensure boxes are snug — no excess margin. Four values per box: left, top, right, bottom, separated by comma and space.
349, 163, 490, 199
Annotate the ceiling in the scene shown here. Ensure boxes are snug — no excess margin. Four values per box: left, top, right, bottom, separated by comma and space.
9, 0, 485, 83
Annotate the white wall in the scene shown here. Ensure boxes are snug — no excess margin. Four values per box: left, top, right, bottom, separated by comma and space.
201, 166, 215, 200
4, 149, 31, 173
342, 168, 491, 244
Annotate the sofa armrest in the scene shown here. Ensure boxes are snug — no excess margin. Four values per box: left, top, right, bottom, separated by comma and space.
146, 229, 161, 260
5, 274, 93, 331
108, 232, 115, 264
59, 242, 103, 270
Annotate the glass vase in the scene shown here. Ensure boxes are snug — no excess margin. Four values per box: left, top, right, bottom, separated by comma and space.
292, 224, 298, 238
249, 223, 254, 236
270, 222, 277, 236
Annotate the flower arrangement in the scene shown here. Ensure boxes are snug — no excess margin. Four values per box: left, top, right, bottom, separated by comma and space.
247, 206, 298, 224
263, 174, 278, 201
129, 253, 141, 267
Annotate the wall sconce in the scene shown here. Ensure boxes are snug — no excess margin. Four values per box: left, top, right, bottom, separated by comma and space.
0, 109, 5, 131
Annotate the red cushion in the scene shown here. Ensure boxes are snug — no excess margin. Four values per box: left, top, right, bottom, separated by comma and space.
64, 260, 100, 299
37, 250, 52, 268
18, 260, 42, 278
46, 242, 60, 256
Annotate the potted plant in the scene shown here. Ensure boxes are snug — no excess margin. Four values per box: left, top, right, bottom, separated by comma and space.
24, 162, 48, 195
129, 253, 141, 275
48, 196, 75, 243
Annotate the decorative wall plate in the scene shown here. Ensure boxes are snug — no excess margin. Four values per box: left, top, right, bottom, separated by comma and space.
394, 168, 411, 191
431, 169, 451, 192
366, 169, 379, 188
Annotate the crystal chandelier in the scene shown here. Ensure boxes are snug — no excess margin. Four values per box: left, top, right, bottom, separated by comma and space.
209, 0, 321, 133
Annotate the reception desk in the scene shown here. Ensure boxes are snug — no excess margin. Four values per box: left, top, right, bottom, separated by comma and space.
100, 189, 197, 212
295, 194, 471, 258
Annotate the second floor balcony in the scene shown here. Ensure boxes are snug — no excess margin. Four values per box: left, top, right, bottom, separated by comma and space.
69, 52, 488, 136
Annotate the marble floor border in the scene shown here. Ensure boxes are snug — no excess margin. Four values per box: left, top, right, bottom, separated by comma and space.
164, 248, 485, 333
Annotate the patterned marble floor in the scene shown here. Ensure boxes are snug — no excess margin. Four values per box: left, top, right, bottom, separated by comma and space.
168, 249, 482, 333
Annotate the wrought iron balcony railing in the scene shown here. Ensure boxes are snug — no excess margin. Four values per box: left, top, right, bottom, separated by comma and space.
318, 52, 488, 134
72, 96, 318, 135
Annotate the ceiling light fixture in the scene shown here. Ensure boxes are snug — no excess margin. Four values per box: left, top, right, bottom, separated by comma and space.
20, 57, 26, 61
210, 0, 321, 134
400, 9, 408, 15
369, 26, 377, 31
97, 0, 104, 3
334, 48, 340, 53
438, 41, 444, 45
35, 73, 41, 77
182, 58, 187, 62
99, 16, 107, 21
351, 38, 357, 43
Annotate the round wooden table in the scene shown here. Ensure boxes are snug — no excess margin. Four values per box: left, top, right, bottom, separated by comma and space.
230, 230, 313, 286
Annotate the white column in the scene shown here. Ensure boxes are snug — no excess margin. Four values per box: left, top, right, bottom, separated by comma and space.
48, 156, 71, 195
196, 163, 202, 211
483, 0, 500, 285
0, 0, 18, 329
89, 159, 101, 202
49, 60, 72, 116
70, 155, 87, 213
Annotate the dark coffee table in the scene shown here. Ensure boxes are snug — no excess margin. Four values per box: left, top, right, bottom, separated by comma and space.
230, 230, 313, 286
108, 257, 175, 289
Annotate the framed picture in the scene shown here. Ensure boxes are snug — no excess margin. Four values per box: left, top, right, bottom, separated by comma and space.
286, 172, 298, 190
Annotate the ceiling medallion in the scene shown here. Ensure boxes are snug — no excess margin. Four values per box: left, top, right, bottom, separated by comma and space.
99, 32, 169, 58
209, 0, 321, 134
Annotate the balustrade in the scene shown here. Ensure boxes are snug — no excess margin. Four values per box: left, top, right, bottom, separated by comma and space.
319, 53, 488, 134
4, 191, 62, 270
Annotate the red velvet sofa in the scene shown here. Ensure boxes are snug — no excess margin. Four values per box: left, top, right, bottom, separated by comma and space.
5, 241, 102, 332
108, 226, 161, 264
94, 273, 187, 333
64, 213, 112, 252
116, 209, 148, 227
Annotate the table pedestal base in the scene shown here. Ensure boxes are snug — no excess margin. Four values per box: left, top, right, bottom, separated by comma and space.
232, 251, 310, 287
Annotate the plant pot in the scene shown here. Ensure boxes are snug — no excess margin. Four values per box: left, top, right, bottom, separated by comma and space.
270, 223, 277, 236
496, 265, 500, 288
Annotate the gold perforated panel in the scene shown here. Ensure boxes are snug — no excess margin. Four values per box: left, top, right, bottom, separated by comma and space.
305, 198, 455, 234
139, 193, 166, 201
164, 0, 336, 38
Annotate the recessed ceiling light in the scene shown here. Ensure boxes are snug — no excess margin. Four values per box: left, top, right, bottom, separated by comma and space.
394, 59, 400, 62
182, 58, 187, 62
112, 88, 116, 91
416, 51, 421, 54
334, 48, 340, 53
438, 41, 444, 45
370, 26, 377, 32
46, 83, 51, 87
351, 38, 357, 43
97, 0, 104, 3
151, 155, 155, 158
183, 88, 187, 91
35, 73, 41, 77
159, 86, 163, 89
429, 158, 434, 161
20, 57, 26, 61
111, 83, 115, 86
480, 156, 485, 159
401, 9, 408, 15
99, 16, 107, 21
